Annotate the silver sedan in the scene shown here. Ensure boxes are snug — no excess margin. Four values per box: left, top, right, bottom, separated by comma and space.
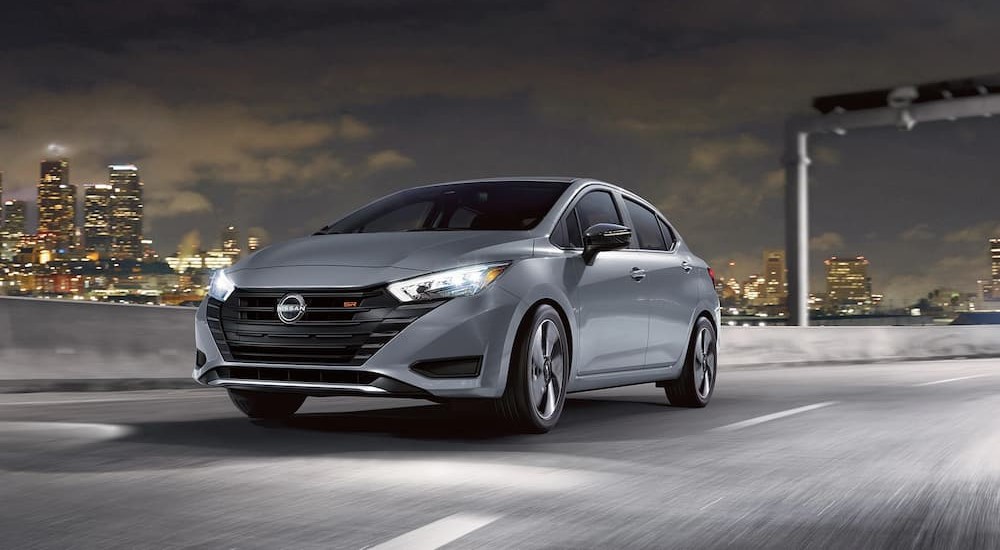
194, 177, 720, 433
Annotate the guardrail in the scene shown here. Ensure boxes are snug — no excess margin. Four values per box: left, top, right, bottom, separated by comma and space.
1, 297, 998, 390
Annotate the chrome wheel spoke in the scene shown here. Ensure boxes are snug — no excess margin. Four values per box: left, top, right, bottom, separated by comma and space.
694, 329, 714, 399
528, 319, 563, 420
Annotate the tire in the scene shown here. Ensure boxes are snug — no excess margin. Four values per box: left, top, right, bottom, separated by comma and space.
663, 317, 717, 408
494, 304, 569, 433
228, 389, 306, 419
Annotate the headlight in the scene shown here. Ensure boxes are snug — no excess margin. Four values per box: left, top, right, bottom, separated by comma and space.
387, 262, 511, 302
208, 269, 236, 302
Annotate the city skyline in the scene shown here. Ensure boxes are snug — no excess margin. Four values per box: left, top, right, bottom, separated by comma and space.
1, 146, 997, 307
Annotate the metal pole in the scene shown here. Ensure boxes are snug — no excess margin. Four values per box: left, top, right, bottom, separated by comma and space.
784, 123, 810, 326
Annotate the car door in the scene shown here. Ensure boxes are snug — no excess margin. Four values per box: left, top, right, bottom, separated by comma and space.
556, 189, 650, 375
621, 197, 700, 368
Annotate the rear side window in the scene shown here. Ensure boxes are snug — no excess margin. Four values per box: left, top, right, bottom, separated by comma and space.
624, 198, 667, 251
658, 219, 677, 249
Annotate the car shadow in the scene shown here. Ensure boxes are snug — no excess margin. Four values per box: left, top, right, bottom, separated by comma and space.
4, 396, 694, 474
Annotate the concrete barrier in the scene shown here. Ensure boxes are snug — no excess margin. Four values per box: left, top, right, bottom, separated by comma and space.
1, 296, 998, 391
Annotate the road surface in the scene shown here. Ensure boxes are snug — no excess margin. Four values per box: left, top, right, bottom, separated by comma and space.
1, 359, 998, 549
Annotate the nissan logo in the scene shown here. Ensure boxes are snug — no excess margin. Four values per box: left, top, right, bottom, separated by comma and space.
276, 293, 307, 324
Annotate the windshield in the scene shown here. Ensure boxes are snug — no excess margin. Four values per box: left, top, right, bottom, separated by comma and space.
318, 181, 569, 234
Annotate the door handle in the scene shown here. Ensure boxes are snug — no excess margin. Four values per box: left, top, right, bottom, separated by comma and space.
681, 261, 692, 273
630, 267, 647, 281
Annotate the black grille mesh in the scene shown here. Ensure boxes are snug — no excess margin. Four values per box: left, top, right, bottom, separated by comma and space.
207, 288, 442, 366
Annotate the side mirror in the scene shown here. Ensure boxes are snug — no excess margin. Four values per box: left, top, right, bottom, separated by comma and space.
583, 223, 631, 264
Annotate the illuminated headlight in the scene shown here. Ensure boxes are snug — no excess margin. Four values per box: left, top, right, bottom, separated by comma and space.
208, 269, 236, 302
387, 262, 511, 302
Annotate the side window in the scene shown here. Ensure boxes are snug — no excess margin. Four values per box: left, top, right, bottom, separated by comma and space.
550, 208, 583, 248
624, 198, 667, 251
658, 218, 677, 250
565, 208, 583, 248
574, 190, 622, 233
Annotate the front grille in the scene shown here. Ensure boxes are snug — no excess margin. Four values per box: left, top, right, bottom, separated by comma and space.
207, 288, 443, 366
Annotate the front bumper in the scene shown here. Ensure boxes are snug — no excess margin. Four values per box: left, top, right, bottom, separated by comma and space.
193, 284, 523, 399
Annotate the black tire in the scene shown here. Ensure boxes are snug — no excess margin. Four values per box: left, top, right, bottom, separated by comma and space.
663, 317, 717, 408
228, 389, 306, 419
494, 304, 569, 433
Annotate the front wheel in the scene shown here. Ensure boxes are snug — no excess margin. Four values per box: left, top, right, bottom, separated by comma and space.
494, 304, 569, 433
228, 389, 306, 419
662, 317, 717, 407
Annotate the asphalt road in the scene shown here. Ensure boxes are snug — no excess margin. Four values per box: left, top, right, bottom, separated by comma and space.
1, 359, 998, 549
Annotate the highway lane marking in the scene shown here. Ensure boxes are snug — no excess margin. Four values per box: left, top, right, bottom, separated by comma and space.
912, 374, 988, 387
700, 497, 724, 510
368, 513, 501, 550
711, 402, 839, 432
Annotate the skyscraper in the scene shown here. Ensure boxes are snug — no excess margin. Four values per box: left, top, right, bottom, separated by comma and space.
221, 225, 241, 261
1, 200, 26, 235
84, 183, 114, 259
109, 164, 143, 259
991, 237, 1000, 283
761, 249, 787, 307
37, 159, 77, 256
825, 256, 872, 312
988, 237, 1000, 301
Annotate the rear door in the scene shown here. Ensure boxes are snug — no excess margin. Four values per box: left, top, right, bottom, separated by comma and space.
621, 198, 699, 368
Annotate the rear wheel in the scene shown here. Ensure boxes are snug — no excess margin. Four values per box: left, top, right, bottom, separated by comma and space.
495, 305, 569, 433
663, 317, 717, 408
228, 389, 306, 419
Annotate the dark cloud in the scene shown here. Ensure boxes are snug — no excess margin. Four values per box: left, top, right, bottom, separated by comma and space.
1, 0, 998, 304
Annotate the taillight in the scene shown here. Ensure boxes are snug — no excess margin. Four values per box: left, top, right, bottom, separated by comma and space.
707, 266, 716, 286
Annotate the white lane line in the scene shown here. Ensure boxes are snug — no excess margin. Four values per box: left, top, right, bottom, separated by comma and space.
711, 402, 839, 432
700, 497, 724, 510
369, 513, 501, 550
912, 374, 988, 387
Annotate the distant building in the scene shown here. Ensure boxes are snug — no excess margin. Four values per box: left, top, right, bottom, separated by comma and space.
0, 199, 27, 262
247, 235, 262, 253
83, 183, 114, 259
825, 256, 873, 314
109, 164, 143, 259
221, 225, 241, 261
742, 274, 764, 305
990, 238, 1000, 301
1, 200, 26, 236
37, 159, 77, 257
761, 249, 787, 307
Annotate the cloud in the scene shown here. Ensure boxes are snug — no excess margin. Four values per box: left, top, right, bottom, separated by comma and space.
688, 135, 772, 172
900, 223, 934, 242
337, 115, 374, 141
365, 150, 415, 173
148, 190, 212, 219
810, 232, 845, 253
943, 221, 1000, 243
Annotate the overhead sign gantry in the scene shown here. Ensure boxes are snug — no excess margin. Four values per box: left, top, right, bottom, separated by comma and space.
784, 74, 1000, 326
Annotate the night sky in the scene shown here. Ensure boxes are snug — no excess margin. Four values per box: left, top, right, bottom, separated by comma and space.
1, 1, 998, 306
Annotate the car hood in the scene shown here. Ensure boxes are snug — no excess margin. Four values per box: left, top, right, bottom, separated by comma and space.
232, 231, 535, 274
